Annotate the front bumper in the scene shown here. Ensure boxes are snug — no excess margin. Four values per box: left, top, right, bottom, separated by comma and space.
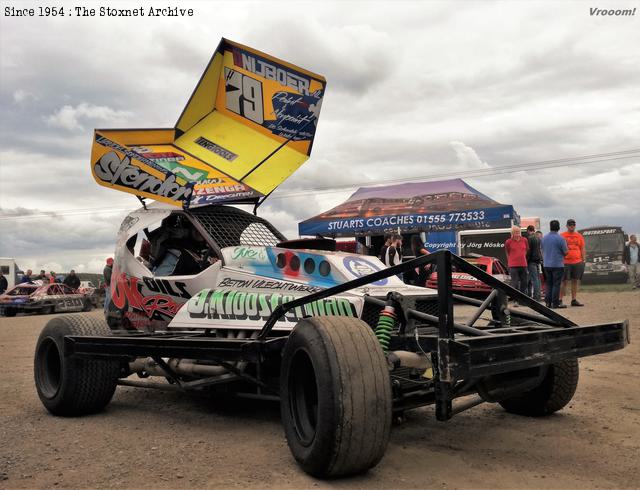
0, 302, 44, 315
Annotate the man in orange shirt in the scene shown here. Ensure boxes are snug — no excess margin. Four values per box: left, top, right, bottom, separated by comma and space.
560, 218, 586, 306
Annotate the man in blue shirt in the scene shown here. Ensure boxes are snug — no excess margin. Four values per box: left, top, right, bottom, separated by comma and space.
541, 220, 568, 308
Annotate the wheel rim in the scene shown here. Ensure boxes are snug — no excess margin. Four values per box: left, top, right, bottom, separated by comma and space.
37, 337, 62, 399
288, 349, 319, 447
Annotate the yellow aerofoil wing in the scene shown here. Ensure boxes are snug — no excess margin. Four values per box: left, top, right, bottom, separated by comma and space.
90, 38, 326, 208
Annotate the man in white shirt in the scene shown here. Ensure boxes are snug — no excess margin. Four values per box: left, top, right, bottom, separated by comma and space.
623, 234, 639, 289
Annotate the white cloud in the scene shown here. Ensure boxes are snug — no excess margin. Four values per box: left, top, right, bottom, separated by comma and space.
13, 89, 37, 103
1, 0, 639, 265
450, 141, 489, 170
44, 102, 133, 131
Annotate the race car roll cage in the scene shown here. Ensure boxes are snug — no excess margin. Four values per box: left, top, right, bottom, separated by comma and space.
65, 250, 629, 420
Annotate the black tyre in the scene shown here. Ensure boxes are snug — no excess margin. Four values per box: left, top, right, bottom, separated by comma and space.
43, 304, 55, 315
3, 308, 16, 317
499, 359, 579, 416
34, 314, 120, 416
82, 299, 93, 312
280, 317, 392, 478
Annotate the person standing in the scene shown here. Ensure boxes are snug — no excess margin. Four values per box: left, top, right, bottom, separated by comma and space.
20, 269, 33, 284
623, 234, 639, 289
536, 230, 546, 285
384, 234, 403, 280
103, 258, 114, 315
379, 235, 392, 263
0, 271, 7, 294
541, 220, 568, 308
36, 270, 47, 282
560, 219, 586, 306
505, 226, 529, 305
63, 270, 81, 290
49, 271, 57, 284
526, 225, 542, 301
410, 235, 431, 286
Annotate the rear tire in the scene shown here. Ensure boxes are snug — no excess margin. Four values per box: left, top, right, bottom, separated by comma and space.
82, 299, 93, 312
499, 359, 579, 416
34, 314, 120, 416
280, 317, 392, 478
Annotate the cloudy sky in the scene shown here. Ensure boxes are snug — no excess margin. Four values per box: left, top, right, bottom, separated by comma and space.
1, 0, 639, 273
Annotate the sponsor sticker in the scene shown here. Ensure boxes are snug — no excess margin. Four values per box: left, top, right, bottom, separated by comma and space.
452, 273, 477, 281
187, 289, 356, 322
93, 151, 193, 202
582, 229, 618, 236
218, 277, 322, 293
194, 136, 238, 162
342, 257, 388, 286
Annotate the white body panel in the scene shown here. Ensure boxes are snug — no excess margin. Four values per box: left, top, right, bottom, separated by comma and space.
169, 246, 436, 331
110, 205, 437, 331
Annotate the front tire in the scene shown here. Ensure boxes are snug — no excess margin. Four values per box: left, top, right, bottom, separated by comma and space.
499, 359, 579, 416
280, 317, 392, 478
34, 314, 120, 416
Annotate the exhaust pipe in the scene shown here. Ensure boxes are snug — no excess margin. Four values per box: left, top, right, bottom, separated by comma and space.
128, 330, 260, 379
129, 358, 228, 378
388, 350, 433, 378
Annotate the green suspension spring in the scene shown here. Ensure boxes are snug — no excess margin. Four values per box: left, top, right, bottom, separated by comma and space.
375, 306, 396, 352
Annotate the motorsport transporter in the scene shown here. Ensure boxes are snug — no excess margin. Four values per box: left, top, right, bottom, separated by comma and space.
33, 39, 629, 478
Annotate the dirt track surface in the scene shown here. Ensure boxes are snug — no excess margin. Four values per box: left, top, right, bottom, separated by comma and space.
1, 291, 638, 489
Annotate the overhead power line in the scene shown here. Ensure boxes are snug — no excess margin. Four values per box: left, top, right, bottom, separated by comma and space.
0, 207, 131, 221
275, 147, 640, 196
270, 155, 640, 200
1, 148, 639, 221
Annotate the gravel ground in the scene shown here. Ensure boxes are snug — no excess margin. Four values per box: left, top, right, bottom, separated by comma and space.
0, 290, 638, 489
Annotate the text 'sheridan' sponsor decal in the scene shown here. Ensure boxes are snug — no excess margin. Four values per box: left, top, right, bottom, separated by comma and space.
187, 288, 356, 322
94, 150, 193, 203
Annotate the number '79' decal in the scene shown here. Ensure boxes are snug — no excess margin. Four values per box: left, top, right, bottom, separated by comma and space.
225, 68, 264, 124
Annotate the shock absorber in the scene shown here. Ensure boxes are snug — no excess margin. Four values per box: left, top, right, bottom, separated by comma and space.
375, 304, 396, 352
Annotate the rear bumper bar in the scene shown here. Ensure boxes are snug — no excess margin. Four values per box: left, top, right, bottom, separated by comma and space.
394, 320, 629, 380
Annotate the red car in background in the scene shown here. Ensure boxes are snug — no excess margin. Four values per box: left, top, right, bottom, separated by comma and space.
0, 283, 93, 317
426, 255, 510, 295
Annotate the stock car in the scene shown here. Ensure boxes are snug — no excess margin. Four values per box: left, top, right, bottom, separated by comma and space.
31, 39, 629, 480
78, 281, 102, 307
0, 282, 94, 317
33, 203, 629, 479
426, 255, 510, 295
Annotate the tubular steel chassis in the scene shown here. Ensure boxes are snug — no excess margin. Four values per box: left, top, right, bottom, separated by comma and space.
65, 251, 629, 419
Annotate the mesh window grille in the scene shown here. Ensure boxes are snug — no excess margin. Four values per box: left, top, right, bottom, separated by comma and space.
414, 299, 440, 317
189, 206, 286, 248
